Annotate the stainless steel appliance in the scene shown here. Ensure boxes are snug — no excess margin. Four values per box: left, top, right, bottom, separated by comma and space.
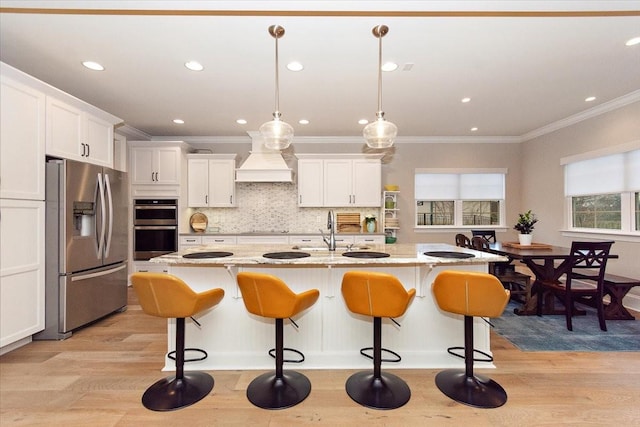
133, 199, 178, 260
35, 159, 128, 340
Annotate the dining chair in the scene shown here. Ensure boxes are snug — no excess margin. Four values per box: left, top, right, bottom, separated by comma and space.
536, 240, 614, 331
455, 233, 471, 248
471, 237, 531, 303
471, 229, 497, 243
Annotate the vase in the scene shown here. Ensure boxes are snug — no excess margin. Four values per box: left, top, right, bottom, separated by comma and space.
366, 220, 376, 233
518, 234, 533, 246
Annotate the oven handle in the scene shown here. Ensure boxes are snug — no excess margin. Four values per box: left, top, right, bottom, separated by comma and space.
134, 226, 178, 230
134, 206, 177, 210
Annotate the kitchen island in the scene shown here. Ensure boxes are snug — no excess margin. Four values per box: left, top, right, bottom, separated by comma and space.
150, 243, 506, 371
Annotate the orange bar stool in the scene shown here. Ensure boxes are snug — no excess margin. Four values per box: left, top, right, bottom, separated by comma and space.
131, 272, 224, 411
432, 270, 510, 408
341, 271, 416, 410
236, 272, 320, 409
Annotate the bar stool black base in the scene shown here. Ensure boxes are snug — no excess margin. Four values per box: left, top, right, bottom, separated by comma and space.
246, 370, 311, 409
142, 372, 214, 411
345, 371, 411, 410
435, 370, 507, 408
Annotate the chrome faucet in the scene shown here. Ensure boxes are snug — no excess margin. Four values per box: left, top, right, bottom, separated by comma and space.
320, 210, 336, 251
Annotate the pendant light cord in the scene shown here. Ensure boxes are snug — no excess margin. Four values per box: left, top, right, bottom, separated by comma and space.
377, 30, 383, 116
274, 31, 280, 116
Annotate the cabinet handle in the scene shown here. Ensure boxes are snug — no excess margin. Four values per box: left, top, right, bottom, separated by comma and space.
230, 195, 233, 204
205, 195, 208, 204
151, 172, 155, 181
300, 195, 302, 204
86, 143, 90, 157
81, 143, 86, 157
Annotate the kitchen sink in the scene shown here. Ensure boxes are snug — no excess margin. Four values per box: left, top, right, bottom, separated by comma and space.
290, 246, 371, 252
183, 251, 234, 259
341, 251, 390, 259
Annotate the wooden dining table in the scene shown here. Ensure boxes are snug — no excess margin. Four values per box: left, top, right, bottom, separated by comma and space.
487, 242, 618, 316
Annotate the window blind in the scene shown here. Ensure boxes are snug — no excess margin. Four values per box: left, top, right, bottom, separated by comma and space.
565, 149, 639, 196
415, 173, 504, 200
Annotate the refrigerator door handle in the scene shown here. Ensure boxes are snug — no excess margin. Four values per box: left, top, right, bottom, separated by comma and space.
96, 173, 106, 258
70, 263, 127, 282
104, 173, 113, 258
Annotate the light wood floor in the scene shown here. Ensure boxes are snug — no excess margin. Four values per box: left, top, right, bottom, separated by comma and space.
2, 288, 639, 427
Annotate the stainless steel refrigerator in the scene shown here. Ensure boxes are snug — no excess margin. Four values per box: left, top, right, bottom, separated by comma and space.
35, 159, 128, 340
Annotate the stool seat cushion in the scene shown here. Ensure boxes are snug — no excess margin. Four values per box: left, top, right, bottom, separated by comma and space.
237, 272, 319, 319
432, 271, 509, 318
131, 272, 225, 319
342, 271, 416, 318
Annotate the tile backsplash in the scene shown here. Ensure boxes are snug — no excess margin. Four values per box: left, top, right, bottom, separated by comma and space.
186, 182, 380, 234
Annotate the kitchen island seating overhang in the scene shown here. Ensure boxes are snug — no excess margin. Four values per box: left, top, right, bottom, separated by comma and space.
149, 243, 506, 371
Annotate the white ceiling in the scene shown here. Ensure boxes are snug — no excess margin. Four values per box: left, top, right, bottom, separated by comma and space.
1, 1, 639, 141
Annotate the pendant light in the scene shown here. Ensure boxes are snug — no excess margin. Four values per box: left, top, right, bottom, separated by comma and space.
363, 25, 397, 149
259, 25, 294, 150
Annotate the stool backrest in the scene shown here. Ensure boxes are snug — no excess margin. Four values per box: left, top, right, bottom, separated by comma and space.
236, 272, 319, 319
342, 271, 416, 318
471, 229, 497, 243
131, 272, 224, 319
471, 236, 490, 251
432, 271, 509, 317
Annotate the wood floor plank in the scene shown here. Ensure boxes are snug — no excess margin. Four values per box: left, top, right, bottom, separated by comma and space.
1, 287, 639, 426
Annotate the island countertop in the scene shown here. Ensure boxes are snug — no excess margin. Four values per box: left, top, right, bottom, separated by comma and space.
151, 242, 506, 266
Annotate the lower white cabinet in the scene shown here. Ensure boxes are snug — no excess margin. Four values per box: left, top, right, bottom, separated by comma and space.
0, 199, 45, 349
132, 261, 168, 274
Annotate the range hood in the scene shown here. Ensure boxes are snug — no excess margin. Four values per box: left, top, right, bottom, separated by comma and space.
235, 132, 293, 182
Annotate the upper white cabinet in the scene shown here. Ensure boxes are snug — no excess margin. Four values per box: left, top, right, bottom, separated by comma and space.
187, 154, 237, 207
296, 154, 383, 207
0, 74, 46, 201
130, 146, 181, 185
46, 96, 116, 168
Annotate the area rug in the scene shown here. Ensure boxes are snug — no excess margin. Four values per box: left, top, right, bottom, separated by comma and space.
492, 302, 640, 351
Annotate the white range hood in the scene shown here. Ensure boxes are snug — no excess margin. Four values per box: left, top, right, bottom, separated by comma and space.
235, 132, 293, 183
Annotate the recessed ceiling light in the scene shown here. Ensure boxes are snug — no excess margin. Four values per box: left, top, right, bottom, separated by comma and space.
585, 96, 596, 102
461, 97, 471, 103
287, 61, 304, 72
381, 62, 398, 72
173, 119, 185, 124
185, 61, 204, 71
298, 119, 309, 125
470, 127, 478, 132
358, 119, 369, 125
82, 61, 104, 71
236, 119, 247, 125
625, 36, 640, 46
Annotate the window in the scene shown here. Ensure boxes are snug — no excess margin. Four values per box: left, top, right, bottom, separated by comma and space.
563, 146, 639, 235
415, 169, 506, 229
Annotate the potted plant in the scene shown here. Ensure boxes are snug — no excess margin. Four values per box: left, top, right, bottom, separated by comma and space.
365, 215, 377, 233
514, 210, 538, 246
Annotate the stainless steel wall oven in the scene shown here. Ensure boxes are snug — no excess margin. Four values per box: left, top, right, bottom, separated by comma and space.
133, 199, 178, 260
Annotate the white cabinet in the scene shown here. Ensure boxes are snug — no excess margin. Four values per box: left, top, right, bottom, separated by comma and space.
179, 235, 237, 250
354, 235, 385, 245
187, 154, 237, 207
289, 235, 324, 246
46, 96, 115, 168
0, 74, 45, 201
236, 235, 289, 245
297, 159, 324, 207
130, 146, 181, 185
296, 154, 382, 207
0, 199, 45, 349
203, 236, 237, 245
132, 261, 168, 274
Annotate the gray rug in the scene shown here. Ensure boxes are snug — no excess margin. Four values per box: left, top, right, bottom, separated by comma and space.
492, 302, 640, 351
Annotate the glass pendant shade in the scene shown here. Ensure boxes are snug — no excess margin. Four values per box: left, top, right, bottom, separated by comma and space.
363, 115, 398, 149
260, 113, 294, 150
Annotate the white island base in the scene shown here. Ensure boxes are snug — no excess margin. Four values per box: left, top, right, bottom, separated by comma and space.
160, 261, 496, 372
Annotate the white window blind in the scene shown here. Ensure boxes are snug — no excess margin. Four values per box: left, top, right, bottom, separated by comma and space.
415, 172, 504, 200
565, 149, 640, 196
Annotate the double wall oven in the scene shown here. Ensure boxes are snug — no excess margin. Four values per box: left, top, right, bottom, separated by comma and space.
133, 199, 178, 260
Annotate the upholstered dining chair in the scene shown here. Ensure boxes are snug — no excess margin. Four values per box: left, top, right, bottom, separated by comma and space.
536, 240, 614, 331
131, 272, 225, 411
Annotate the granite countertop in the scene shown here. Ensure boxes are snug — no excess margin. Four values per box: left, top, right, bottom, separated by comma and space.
179, 231, 385, 236
151, 243, 506, 266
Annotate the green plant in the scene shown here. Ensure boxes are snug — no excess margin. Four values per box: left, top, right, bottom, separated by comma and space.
514, 210, 538, 234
